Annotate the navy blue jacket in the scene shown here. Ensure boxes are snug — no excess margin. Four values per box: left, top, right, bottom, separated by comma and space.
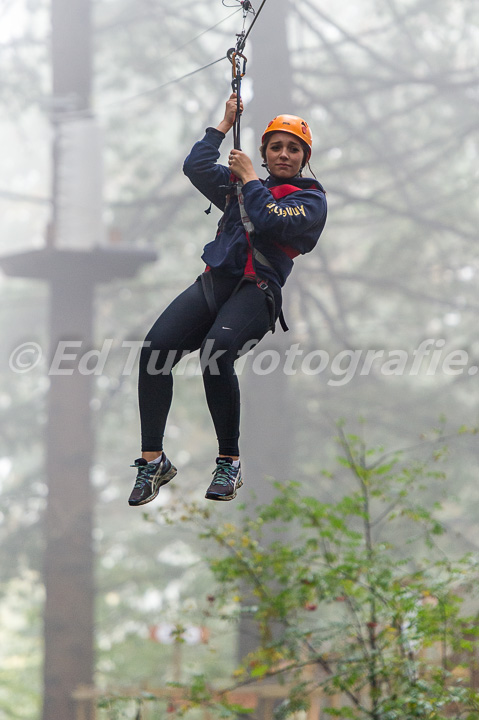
183, 127, 327, 289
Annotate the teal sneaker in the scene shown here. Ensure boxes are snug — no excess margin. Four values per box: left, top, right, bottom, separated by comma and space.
205, 457, 243, 501
128, 455, 177, 506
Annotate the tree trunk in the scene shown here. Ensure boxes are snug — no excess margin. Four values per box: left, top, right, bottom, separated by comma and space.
42, 276, 95, 720
42, 2, 95, 717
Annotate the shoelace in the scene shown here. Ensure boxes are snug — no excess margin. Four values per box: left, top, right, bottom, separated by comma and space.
133, 461, 157, 488
212, 460, 235, 487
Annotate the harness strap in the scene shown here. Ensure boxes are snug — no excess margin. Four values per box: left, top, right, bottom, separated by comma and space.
236, 182, 301, 332
253, 247, 272, 268
236, 181, 256, 280
200, 269, 217, 317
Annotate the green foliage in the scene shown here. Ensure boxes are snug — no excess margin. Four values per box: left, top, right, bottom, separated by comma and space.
121, 431, 479, 720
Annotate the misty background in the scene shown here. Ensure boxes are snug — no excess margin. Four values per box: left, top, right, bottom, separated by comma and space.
0, 0, 478, 718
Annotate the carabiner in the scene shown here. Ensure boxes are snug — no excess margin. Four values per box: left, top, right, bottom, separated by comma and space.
229, 50, 247, 79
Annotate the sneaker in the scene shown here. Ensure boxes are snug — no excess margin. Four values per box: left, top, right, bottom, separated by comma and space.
205, 457, 243, 501
128, 454, 177, 506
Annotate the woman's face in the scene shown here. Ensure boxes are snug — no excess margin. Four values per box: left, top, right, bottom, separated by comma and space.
264, 131, 305, 178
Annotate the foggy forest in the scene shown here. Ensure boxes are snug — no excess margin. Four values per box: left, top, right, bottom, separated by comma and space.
1, 0, 479, 718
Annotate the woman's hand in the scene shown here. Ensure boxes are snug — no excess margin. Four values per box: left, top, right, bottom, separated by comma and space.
216, 93, 244, 135
228, 149, 258, 184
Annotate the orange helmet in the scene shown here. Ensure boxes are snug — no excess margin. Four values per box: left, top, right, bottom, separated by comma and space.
262, 115, 313, 161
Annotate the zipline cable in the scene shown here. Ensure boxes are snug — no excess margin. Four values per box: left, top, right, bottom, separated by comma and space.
109, 0, 268, 117
156, 7, 241, 65
238, 0, 268, 51
53, 54, 229, 121
101, 55, 228, 110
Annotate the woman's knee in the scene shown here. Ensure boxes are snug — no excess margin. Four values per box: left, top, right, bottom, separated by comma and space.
140, 342, 180, 376
199, 336, 236, 375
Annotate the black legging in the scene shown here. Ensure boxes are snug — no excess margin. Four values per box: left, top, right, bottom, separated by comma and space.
138, 271, 281, 456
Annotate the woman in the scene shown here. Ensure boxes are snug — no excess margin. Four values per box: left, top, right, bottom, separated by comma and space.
128, 93, 327, 506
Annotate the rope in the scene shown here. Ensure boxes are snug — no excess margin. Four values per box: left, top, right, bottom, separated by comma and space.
100, 56, 228, 111
49, 54, 229, 121
156, 7, 241, 64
